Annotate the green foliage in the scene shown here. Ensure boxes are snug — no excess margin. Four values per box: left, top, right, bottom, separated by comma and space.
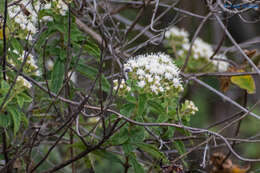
92, 150, 124, 166
50, 59, 65, 93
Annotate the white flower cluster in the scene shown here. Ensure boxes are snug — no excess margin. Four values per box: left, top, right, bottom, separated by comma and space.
181, 100, 199, 115
17, 76, 32, 89
165, 26, 229, 72
165, 27, 189, 43
8, 0, 68, 39
114, 53, 183, 95
113, 79, 131, 92
8, 0, 52, 36
183, 100, 198, 115
56, 0, 69, 16
10, 50, 40, 76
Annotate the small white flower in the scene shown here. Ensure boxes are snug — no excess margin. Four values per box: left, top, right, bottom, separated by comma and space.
193, 53, 199, 59
136, 69, 145, 76
26, 22, 37, 34
147, 75, 153, 83
138, 75, 144, 80
42, 16, 53, 22
182, 43, 190, 50
126, 87, 131, 91
17, 76, 32, 89
120, 84, 124, 89
137, 81, 146, 88
165, 72, 173, 80
46, 60, 54, 70
177, 50, 184, 56
173, 78, 181, 88
44, 3, 52, 9
113, 86, 118, 90
184, 100, 199, 115
154, 75, 161, 81
35, 70, 41, 76
68, 71, 77, 84
159, 86, 164, 92
150, 85, 158, 94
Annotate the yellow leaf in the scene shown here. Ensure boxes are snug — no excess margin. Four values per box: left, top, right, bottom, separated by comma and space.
0, 27, 9, 40
231, 70, 255, 94
0, 28, 3, 40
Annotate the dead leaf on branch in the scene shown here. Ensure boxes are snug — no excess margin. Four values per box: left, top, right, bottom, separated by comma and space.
219, 49, 256, 94
210, 152, 250, 173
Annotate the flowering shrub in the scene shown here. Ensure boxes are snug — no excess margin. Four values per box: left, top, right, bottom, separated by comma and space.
165, 26, 229, 72
8, 0, 68, 40
114, 52, 198, 123
2, 1, 257, 172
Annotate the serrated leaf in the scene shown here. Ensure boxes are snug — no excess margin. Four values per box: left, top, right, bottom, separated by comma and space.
84, 155, 95, 170
147, 100, 165, 114
84, 41, 100, 58
16, 95, 24, 108
174, 141, 186, 155
1, 80, 10, 93
51, 60, 65, 93
19, 93, 32, 103
138, 94, 146, 117
129, 153, 145, 173
11, 38, 22, 52
120, 103, 136, 117
134, 142, 167, 161
129, 126, 145, 143
20, 112, 28, 127
231, 74, 255, 94
0, 113, 11, 128
8, 107, 21, 135
110, 127, 129, 145
122, 142, 134, 156
92, 150, 124, 165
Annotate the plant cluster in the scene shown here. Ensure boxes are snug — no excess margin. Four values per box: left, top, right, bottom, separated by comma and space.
165, 26, 229, 72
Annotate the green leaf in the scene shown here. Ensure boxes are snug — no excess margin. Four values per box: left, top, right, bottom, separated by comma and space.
0, 113, 11, 128
11, 38, 22, 52
8, 107, 21, 135
51, 60, 65, 93
110, 127, 129, 145
84, 40, 100, 58
1, 80, 10, 93
120, 103, 136, 117
138, 94, 147, 117
21, 112, 28, 127
16, 95, 24, 108
75, 62, 97, 79
129, 153, 145, 173
174, 141, 186, 155
231, 75, 255, 94
134, 142, 167, 161
147, 100, 165, 114
157, 113, 168, 123
19, 93, 32, 103
92, 150, 124, 165
129, 126, 145, 143
122, 142, 134, 156
75, 62, 110, 92
84, 155, 95, 170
